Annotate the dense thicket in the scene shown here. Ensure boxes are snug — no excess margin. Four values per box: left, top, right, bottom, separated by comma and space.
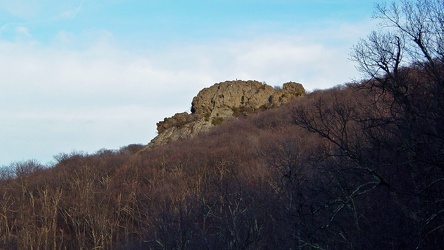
1, 0, 443, 249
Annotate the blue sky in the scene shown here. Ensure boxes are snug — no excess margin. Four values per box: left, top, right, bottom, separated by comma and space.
0, 0, 383, 166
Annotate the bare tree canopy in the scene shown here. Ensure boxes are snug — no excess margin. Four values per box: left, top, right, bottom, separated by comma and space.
352, 0, 443, 81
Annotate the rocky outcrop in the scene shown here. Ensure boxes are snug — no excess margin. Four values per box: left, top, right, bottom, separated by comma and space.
148, 80, 304, 147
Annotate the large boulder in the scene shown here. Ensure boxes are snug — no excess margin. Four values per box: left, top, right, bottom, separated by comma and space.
148, 80, 304, 147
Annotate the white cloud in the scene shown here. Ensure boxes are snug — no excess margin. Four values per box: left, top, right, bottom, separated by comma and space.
13, 25, 33, 41
0, 19, 371, 166
15, 25, 29, 34
0, 1, 40, 18
59, 0, 84, 19
0, 0, 85, 20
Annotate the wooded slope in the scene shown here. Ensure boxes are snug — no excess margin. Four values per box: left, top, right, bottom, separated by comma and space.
1, 63, 443, 249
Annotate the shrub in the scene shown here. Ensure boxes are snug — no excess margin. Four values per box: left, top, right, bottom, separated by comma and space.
211, 117, 224, 125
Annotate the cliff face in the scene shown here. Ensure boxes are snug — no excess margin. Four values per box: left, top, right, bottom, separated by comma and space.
148, 80, 304, 147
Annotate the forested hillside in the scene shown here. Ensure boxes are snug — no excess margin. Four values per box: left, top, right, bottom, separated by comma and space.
1, 0, 443, 249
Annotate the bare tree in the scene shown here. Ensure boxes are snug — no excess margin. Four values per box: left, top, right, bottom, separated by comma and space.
348, 0, 444, 248
353, 0, 443, 81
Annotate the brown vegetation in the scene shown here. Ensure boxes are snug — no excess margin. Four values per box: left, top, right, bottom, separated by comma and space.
0, 0, 443, 249
1, 66, 442, 248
